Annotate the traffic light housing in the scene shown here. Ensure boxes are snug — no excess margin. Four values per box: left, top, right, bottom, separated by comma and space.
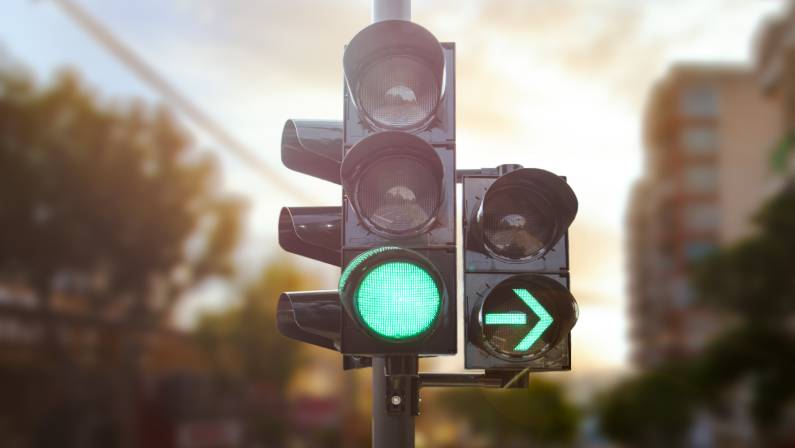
277, 290, 340, 351
276, 16, 579, 377
463, 166, 579, 370
279, 206, 341, 266
276, 120, 344, 352
338, 20, 457, 356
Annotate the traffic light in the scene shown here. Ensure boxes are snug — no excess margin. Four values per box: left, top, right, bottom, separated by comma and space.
276, 14, 578, 378
463, 166, 579, 370
275, 7, 584, 444
277, 119, 343, 350
338, 19, 457, 356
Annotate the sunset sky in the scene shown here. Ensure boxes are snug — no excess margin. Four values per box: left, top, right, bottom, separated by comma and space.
1, 0, 786, 373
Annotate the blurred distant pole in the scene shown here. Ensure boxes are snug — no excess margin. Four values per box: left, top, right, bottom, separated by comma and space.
48, 0, 314, 204
372, 0, 410, 22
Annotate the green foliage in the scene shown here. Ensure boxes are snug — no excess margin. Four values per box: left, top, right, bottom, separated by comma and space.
690, 325, 795, 428
0, 69, 243, 312
193, 261, 314, 445
193, 261, 310, 387
691, 186, 795, 430
692, 188, 795, 321
597, 366, 695, 447
440, 378, 580, 446
0, 65, 244, 447
599, 188, 795, 445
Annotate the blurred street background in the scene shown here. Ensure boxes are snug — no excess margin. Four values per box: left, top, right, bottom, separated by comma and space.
1, 0, 795, 446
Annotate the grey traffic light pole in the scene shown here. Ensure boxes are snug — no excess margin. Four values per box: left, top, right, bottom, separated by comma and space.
372, 356, 416, 448
368, 1, 414, 444
366, 3, 530, 448
372, 0, 410, 22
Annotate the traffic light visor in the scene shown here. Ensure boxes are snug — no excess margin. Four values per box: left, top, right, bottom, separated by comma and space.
344, 20, 445, 131
278, 206, 341, 266
281, 119, 342, 184
277, 290, 341, 351
477, 168, 577, 260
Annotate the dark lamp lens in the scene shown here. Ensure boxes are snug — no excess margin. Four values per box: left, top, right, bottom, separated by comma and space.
358, 56, 440, 129
482, 189, 554, 260
356, 155, 441, 235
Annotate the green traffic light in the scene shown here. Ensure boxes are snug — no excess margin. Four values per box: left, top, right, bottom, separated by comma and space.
354, 260, 441, 340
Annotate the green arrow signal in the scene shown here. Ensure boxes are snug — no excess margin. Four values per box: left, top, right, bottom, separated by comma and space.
484, 312, 527, 325
512, 289, 553, 351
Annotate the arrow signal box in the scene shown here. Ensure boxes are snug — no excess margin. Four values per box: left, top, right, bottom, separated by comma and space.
462, 167, 577, 371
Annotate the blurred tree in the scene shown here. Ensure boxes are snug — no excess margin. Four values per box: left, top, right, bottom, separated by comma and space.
440, 378, 580, 447
690, 186, 795, 438
597, 188, 795, 446
0, 67, 244, 448
693, 187, 795, 322
194, 262, 308, 389
193, 261, 312, 446
690, 326, 795, 430
0, 68, 243, 332
597, 366, 695, 447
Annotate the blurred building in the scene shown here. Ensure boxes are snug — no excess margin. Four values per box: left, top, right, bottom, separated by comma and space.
628, 64, 784, 368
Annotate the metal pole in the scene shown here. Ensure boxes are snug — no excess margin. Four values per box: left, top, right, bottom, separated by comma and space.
372, 357, 415, 448
372, 0, 410, 22
370, 2, 412, 447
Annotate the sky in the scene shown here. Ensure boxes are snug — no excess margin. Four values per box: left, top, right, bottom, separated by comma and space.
0, 0, 787, 373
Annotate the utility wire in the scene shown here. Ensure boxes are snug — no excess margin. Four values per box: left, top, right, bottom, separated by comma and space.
49, 0, 314, 203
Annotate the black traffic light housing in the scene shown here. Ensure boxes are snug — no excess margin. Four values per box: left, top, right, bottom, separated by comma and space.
338, 20, 457, 356
277, 290, 340, 351
343, 20, 454, 144
276, 119, 346, 355
281, 120, 342, 184
279, 206, 341, 266
276, 15, 580, 387
462, 166, 578, 371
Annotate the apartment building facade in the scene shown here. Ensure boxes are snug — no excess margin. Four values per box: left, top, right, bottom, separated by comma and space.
627, 65, 783, 368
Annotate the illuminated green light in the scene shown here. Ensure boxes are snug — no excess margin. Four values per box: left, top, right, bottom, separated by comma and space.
484, 313, 527, 325
354, 261, 441, 340
513, 289, 553, 351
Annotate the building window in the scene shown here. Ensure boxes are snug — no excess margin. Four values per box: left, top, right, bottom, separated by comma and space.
684, 241, 717, 262
684, 165, 718, 193
681, 126, 718, 154
684, 203, 719, 231
681, 85, 718, 118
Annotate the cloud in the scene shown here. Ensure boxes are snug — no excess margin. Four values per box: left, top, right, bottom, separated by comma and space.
98, 0, 369, 96
569, 218, 624, 307
475, 1, 583, 36
100, 0, 685, 141
478, 2, 666, 107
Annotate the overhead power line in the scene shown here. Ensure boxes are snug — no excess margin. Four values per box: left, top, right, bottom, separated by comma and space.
49, 0, 313, 203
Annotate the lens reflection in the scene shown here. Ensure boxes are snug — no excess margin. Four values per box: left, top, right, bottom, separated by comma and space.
358, 56, 440, 129
357, 156, 440, 235
482, 190, 554, 259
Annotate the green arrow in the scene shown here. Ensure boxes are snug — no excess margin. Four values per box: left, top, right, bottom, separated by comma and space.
512, 289, 553, 351
484, 312, 527, 325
